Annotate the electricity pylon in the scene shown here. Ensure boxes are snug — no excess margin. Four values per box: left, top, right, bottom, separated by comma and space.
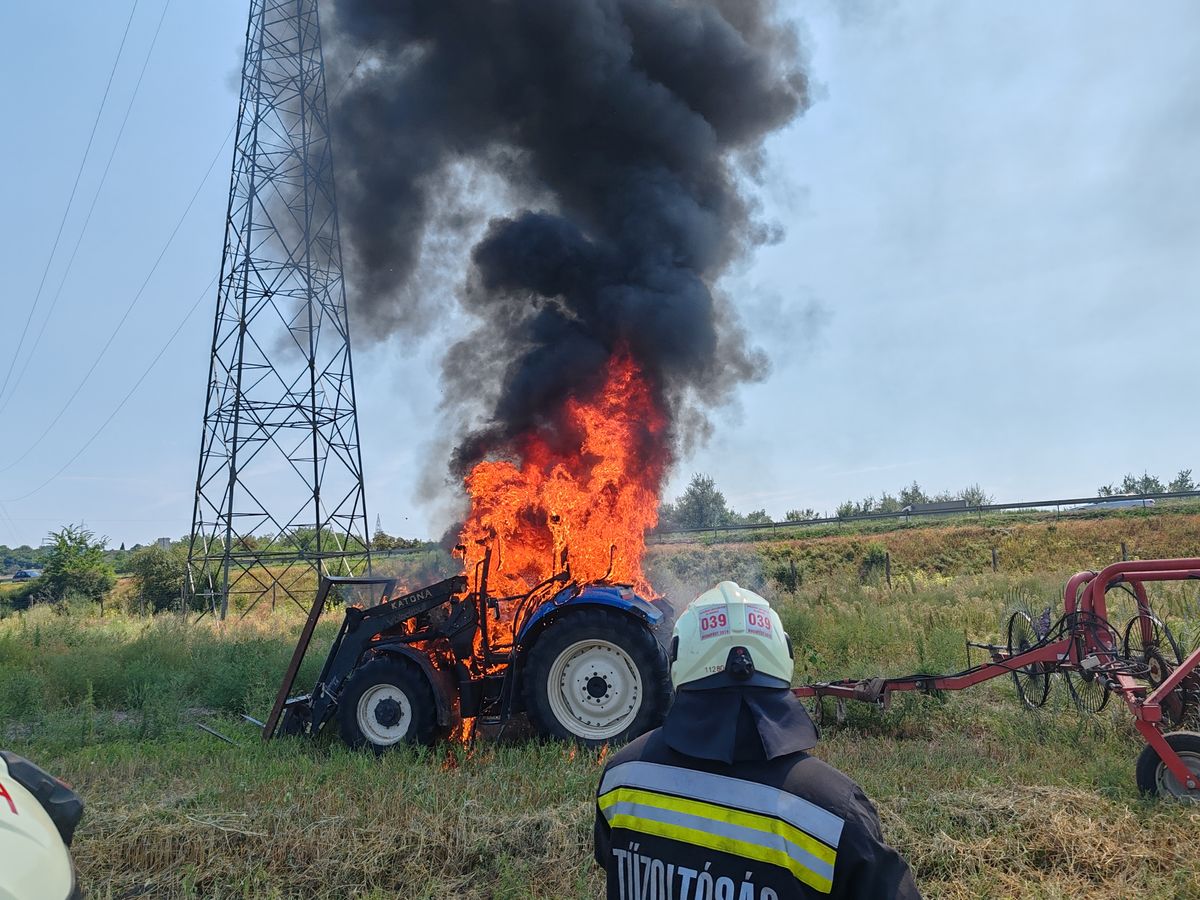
187, 0, 369, 618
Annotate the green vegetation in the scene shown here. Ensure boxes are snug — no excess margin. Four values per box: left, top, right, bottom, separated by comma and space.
1099, 469, 1196, 496
30, 525, 115, 605
658, 465, 1200, 534
4, 512, 1200, 896
126, 544, 188, 613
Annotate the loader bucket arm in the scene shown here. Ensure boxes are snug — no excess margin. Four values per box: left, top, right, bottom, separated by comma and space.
263, 575, 469, 740
262, 576, 395, 741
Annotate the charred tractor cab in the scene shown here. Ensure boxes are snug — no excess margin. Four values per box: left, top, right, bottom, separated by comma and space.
264, 550, 673, 750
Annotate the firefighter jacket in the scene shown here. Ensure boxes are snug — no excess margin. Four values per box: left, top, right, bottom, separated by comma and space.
594, 689, 920, 900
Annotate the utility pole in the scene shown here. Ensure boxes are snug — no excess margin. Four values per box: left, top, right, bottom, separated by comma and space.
187, 0, 369, 618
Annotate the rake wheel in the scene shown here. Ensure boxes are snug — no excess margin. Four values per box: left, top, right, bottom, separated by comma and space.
1124, 615, 1191, 726
1123, 615, 1183, 679
1007, 610, 1051, 709
1064, 664, 1112, 715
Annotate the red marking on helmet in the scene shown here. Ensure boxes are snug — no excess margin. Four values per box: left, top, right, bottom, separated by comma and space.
0, 779, 17, 815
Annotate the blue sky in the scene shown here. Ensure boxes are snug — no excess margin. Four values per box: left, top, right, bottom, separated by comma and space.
1, 1, 1198, 548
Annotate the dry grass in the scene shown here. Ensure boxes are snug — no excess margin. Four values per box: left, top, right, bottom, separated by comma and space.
882, 785, 1200, 899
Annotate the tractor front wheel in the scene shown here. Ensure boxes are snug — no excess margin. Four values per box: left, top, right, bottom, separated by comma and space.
523, 609, 670, 747
336, 656, 438, 752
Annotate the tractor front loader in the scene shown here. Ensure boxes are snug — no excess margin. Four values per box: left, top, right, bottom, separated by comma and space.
263, 552, 672, 751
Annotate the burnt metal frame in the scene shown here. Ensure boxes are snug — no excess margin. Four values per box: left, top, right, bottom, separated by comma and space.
187, 0, 370, 618
796, 558, 1200, 793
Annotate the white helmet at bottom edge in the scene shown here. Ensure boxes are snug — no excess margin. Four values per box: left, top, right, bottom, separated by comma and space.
0, 751, 82, 900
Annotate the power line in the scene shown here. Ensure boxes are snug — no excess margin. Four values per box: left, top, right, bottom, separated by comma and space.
0, 0, 142, 406
0, 123, 233, 475
0, 0, 173, 417
0, 45, 369, 498
2, 274, 216, 504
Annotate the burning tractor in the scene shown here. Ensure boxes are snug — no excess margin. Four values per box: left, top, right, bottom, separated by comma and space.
263, 548, 673, 750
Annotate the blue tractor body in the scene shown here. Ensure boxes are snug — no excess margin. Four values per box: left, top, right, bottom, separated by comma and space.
516, 582, 665, 646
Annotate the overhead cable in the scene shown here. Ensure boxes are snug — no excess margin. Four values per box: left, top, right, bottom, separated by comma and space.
0, 123, 233, 475
0, 0, 142, 406
2, 274, 216, 504
0, 0, 173, 416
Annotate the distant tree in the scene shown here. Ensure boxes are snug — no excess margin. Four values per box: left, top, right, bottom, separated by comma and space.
372, 528, 400, 551
960, 483, 993, 507
835, 500, 856, 519
1119, 473, 1139, 494
672, 473, 736, 529
40, 525, 115, 603
657, 500, 679, 530
1137, 472, 1165, 494
1097, 484, 1115, 497
877, 492, 902, 513
1169, 469, 1195, 493
785, 508, 818, 522
741, 509, 772, 525
128, 545, 185, 613
899, 481, 929, 508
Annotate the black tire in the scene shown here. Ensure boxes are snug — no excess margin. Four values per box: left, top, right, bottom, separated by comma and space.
522, 608, 671, 748
1135, 731, 1200, 801
336, 656, 439, 752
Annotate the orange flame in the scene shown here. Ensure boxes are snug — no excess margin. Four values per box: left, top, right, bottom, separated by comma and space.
459, 350, 667, 644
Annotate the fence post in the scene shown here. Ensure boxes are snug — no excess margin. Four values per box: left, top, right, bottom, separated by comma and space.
991, 548, 999, 572
1121, 542, 1128, 561
885, 552, 892, 589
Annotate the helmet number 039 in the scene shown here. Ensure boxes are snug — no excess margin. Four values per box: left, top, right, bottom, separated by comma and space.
746, 608, 773, 637
697, 606, 730, 639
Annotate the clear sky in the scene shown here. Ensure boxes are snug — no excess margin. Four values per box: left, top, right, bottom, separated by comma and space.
1, 1, 1198, 549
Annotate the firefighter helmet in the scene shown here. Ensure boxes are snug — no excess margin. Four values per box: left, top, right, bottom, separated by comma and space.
669, 581, 794, 691
0, 751, 81, 900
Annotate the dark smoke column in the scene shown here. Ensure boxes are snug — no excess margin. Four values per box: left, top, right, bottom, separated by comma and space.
327, 0, 809, 483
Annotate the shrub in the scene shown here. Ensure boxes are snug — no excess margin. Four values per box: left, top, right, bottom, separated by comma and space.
40, 525, 115, 604
128, 545, 186, 613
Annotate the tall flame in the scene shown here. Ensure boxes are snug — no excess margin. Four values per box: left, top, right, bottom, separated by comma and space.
459, 351, 667, 625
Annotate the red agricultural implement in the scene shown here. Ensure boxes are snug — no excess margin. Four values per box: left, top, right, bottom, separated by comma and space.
794, 558, 1200, 801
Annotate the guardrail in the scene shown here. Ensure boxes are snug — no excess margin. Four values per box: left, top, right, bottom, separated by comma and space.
648, 489, 1200, 543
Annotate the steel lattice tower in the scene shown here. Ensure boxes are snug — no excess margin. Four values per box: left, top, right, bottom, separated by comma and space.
187, 0, 369, 618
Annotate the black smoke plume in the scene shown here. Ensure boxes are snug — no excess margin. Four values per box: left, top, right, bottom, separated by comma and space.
326, 0, 809, 479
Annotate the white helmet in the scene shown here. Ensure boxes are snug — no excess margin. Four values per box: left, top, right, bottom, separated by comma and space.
669, 581, 793, 691
1, 751, 82, 900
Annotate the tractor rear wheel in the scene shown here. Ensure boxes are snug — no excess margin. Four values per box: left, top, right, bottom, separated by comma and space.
523, 609, 670, 747
336, 656, 439, 752
1135, 731, 1200, 801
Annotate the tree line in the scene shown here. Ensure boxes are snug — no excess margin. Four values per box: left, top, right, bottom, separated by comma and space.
658, 474, 993, 530
3, 523, 427, 614
1097, 470, 1195, 496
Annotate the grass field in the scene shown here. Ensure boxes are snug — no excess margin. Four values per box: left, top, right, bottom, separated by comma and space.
4, 517, 1200, 898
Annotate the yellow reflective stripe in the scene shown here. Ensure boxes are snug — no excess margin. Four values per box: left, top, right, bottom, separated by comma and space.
606, 811, 835, 895
600, 786, 836, 867
599, 761, 844, 847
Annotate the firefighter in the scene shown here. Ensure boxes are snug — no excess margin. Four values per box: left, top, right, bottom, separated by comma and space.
594, 581, 920, 899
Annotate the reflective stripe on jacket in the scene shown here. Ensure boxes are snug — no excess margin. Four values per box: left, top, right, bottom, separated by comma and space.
594, 729, 921, 900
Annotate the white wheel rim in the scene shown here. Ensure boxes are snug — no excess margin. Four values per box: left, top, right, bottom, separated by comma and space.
546, 639, 642, 741
356, 684, 411, 746
1157, 750, 1200, 801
